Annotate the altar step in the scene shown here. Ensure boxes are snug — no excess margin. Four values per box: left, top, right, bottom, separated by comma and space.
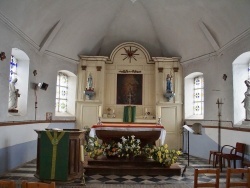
83, 156, 181, 176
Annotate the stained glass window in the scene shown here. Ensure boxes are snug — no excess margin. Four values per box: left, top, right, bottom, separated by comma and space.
193, 76, 204, 115
55, 72, 68, 112
9, 55, 17, 82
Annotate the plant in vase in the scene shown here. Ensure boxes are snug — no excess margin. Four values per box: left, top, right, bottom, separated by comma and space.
116, 135, 141, 159
150, 144, 182, 167
84, 136, 103, 159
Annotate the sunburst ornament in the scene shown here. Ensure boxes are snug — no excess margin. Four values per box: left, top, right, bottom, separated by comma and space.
121, 46, 139, 63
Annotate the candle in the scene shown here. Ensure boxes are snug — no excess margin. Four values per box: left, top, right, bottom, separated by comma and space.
158, 107, 161, 117
80, 145, 84, 162
145, 108, 148, 113
98, 106, 102, 117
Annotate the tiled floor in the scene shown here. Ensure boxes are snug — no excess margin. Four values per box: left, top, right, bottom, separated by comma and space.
0, 154, 246, 187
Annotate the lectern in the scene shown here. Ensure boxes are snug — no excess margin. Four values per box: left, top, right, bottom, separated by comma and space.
34, 129, 85, 182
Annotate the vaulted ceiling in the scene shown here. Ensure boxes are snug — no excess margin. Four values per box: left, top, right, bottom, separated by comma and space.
1, 0, 250, 63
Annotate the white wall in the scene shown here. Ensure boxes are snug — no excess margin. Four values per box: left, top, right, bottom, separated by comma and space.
187, 127, 250, 162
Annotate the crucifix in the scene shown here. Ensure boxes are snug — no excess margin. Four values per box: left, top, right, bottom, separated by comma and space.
216, 98, 223, 151
127, 92, 132, 105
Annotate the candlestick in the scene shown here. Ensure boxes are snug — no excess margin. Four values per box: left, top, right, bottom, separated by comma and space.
80, 145, 84, 162
98, 106, 102, 117
158, 107, 161, 117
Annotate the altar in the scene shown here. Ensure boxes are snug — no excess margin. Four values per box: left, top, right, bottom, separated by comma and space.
90, 122, 166, 146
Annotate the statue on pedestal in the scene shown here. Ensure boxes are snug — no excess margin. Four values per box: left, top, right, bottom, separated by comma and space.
242, 80, 250, 120
8, 78, 20, 113
166, 74, 172, 92
164, 74, 175, 101
84, 73, 95, 100
87, 73, 93, 90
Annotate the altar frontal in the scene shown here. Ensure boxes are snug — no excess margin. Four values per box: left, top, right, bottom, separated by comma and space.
90, 123, 166, 146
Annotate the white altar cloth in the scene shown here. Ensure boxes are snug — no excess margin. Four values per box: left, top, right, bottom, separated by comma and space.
89, 126, 166, 145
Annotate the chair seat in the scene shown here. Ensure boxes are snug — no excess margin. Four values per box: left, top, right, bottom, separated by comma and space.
209, 150, 220, 167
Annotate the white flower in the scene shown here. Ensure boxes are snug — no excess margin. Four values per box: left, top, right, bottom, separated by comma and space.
118, 142, 122, 148
121, 136, 127, 143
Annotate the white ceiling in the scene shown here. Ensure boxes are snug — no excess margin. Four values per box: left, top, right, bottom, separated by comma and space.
1, 0, 250, 63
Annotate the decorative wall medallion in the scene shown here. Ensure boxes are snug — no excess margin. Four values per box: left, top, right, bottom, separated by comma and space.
121, 46, 139, 63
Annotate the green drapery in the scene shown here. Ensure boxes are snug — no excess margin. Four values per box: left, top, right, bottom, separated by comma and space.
123, 106, 136, 122
39, 131, 69, 181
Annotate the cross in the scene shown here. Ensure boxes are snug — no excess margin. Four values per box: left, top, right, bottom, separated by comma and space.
216, 98, 223, 116
127, 93, 132, 105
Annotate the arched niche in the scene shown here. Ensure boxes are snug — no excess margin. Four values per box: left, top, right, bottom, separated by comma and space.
232, 52, 250, 124
8, 48, 29, 116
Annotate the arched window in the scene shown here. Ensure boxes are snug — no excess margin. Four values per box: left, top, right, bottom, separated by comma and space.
232, 52, 250, 124
8, 48, 29, 116
185, 72, 204, 119
55, 70, 76, 116
56, 72, 68, 112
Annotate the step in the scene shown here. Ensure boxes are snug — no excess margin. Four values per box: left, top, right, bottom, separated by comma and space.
84, 163, 181, 176
83, 156, 181, 176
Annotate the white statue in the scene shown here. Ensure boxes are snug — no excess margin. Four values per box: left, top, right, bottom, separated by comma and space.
8, 78, 20, 112
242, 80, 250, 120
87, 73, 93, 90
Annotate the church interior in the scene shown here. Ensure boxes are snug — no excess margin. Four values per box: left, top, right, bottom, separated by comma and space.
1, 0, 250, 187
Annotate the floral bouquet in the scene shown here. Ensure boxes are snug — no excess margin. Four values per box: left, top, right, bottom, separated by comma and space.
150, 144, 182, 166
116, 135, 141, 158
102, 141, 119, 157
84, 136, 103, 159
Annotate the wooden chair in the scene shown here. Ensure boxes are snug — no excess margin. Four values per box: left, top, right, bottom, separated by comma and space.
194, 168, 220, 188
218, 142, 246, 171
21, 181, 55, 188
226, 167, 250, 188
209, 150, 220, 167
0, 180, 16, 188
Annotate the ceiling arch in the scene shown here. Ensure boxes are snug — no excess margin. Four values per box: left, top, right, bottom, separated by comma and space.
0, 0, 250, 63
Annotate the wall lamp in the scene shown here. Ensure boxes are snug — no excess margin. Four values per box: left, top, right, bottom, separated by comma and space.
35, 82, 49, 91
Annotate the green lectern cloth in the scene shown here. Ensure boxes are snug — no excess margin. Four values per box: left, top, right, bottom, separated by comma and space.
39, 131, 69, 181
123, 106, 136, 122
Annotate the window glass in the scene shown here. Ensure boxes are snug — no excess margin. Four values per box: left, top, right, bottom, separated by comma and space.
55, 72, 68, 112
9, 55, 17, 82
193, 76, 204, 116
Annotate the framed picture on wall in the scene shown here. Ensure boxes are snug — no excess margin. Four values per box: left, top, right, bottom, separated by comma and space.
116, 74, 142, 105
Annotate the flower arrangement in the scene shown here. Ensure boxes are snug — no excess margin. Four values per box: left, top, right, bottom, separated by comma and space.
102, 141, 119, 157
116, 135, 141, 158
84, 135, 181, 166
84, 136, 103, 159
149, 144, 182, 166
